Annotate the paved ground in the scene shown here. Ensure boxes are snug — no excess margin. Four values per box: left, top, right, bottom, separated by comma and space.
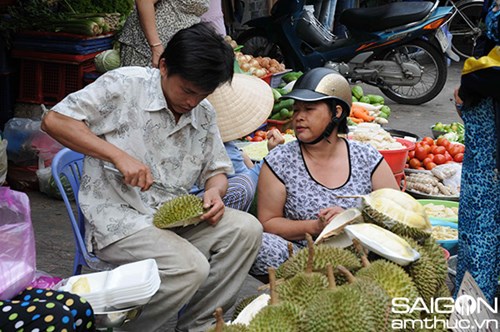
20, 60, 468, 329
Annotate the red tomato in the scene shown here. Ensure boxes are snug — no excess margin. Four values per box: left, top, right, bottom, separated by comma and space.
408, 150, 416, 159
417, 166, 426, 170
409, 158, 422, 169
447, 144, 462, 157
254, 130, 267, 139
436, 137, 451, 149
433, 146, 447, 155
427, 153, 435, 162
434, 154, 447, 165
422, 157, 433, 166
454, 153, 464, 162
422, 137, 435, 145
422, 144, 432, 154
252, 136, 264, 142
457, 144, 465, 154
444, 152, 453, 162
414, 146, 428, 161
425, 162, 437, 170
245, 136, 253, 141
445, 160, 456, 164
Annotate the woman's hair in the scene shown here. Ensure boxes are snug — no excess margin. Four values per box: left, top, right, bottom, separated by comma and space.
162, 23, 234, 92
326, 99, 348, 134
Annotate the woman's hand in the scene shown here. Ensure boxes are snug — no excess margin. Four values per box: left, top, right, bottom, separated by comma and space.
318, 206, 345, 225
151, 44, 164, 68
267, 128, 285, 151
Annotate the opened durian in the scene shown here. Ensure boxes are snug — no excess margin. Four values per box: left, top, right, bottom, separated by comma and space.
314, 208, 364, 245
153, 194, 206, 228
207, 307, 249, 332
361, 188, 432, 241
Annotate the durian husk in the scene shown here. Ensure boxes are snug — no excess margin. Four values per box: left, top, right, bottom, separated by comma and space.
231, 295, 259, 322
247, 301, 304, 332
153, 194, 206, 228
314, 208, 364, 244
404, 236, 449, 307
207, 307, 249, 332
275, 244, 362, 284
362, 188, 432, 241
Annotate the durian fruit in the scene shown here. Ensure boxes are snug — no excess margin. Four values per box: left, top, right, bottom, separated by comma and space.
232, 294, 271, 326
303, 266, 377, 332
276, 234, 329, 310
275, 244, 362, 285
361, 188, 432, 241
247, 269, 304, 332
207, 307, 249, 332
337, 265, 392, 332
153, 194, 206, 228
231, 295, 259, 322
356, 258, 420, 322
404, 236, 448, 307
416, 283, 453, 332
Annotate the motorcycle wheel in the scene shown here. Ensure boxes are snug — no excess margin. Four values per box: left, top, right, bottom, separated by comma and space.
236, 28, 285, 64
447, 0, 484, 59
377, 39, 447, 105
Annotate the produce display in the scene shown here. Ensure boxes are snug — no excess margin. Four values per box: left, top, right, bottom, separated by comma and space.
94, 49, 120, 73
349, 85, 391, 125
241, 132, 296, 160
422, 203, 459, 219
153, 194, 206, 228
405, 164, 461, 197
432, 121, 465, 144
406, 136, 464, 170
349, 123, 405, 150
234, 52, 286, 78
222, 190, 451, 330
431, 225, 458, 240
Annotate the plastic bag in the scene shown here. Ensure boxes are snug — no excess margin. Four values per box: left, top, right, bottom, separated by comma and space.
29, 270, 62, 289
0, 187, 36, 300
0, 138, 7, 185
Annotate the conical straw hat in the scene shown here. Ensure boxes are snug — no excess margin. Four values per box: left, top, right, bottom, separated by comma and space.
207, 73, 274, 142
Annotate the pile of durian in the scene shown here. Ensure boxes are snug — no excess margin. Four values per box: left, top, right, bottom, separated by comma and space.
207, 188, 452, 332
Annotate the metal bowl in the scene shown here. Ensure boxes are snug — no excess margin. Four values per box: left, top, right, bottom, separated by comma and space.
94, 305, 143, 328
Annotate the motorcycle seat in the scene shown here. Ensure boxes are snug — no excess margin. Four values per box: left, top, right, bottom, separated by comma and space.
339, 1, 434, 33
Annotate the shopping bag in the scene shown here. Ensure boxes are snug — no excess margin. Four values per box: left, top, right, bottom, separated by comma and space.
0, 187, 36, 300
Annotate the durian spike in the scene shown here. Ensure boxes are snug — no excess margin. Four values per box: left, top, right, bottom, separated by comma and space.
305, 233, 314, 274
268, 267, 279, 305
287, 242, 294, 259
326, 263, 336, 289
352, 238, 371, 268
214, 307, 224, 332
336, 265, 356, 284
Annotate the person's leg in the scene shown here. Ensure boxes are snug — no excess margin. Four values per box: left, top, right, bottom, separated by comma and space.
96, 227, 210, 331
222, 173, 257, 212
175, 208, 262, 332
249, 232, 304, 276
120, 43, 150, 67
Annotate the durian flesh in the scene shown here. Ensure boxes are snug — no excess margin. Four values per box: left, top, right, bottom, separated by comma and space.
153, 194, 205, 228
363, 188, 432, 240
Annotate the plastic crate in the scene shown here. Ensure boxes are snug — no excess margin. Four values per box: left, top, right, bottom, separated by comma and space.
266, 118, 293, 132
11, 49, 99, 105
13, 31, 115, 55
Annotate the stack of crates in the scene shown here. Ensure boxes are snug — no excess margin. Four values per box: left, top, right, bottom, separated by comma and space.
11, 31, 113, 106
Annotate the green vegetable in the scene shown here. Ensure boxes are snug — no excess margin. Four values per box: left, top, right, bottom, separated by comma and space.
378, 112, 389, 119
352, 96, 358, 103
94, 49, 121, 73
347, 117, 358, 126
272, 89, 282, 101
282, 71, 303, 83
433, 122, 444, 131
367, 94, 385, 105
272, 99, 294, 113
380, 105, 391, 116
359, 96, 371, 104
351, 85, 364, 100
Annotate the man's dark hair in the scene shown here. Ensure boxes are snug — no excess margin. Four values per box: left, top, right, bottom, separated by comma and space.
162, 23, 234, 93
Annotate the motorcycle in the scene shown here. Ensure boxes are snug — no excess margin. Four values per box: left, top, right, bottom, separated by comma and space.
236, 0, 458, 105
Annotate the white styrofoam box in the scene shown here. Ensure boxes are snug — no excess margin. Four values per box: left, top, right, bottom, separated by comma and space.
62, 270, 109, 295
106, 259, 158, 291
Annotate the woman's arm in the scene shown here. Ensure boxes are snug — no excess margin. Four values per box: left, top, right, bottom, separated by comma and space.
257, 163, 324, 240
371, 159, 399, 191
136, 0, 164, 67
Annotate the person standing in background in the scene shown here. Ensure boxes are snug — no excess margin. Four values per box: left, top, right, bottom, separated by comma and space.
453, 0, 499, 305
119, 0, 210, 67
201, 0, 227, 36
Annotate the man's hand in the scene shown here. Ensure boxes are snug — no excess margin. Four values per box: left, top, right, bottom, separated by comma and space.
113, 155, 154, 191
200, 187, 225, 226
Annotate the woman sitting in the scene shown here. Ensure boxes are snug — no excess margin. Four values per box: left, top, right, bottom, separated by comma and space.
250, 68, 399, 277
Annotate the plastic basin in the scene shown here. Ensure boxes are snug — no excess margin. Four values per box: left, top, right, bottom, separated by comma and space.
418, 199, 459, 223
431, 220, 458, 255
378, 138, 415, 174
